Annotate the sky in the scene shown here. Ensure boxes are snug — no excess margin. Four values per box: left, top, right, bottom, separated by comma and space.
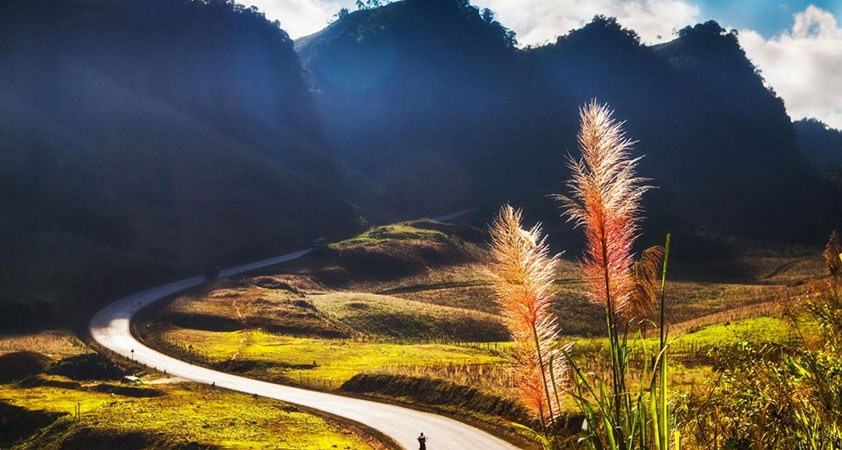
244, 0, 842, 129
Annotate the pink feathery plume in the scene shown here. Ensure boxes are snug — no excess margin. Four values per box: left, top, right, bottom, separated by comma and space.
554, 100, 652, 317
488, 205, 568, 426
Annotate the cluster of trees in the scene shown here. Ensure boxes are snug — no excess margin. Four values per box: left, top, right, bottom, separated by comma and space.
795, 118, 842, 170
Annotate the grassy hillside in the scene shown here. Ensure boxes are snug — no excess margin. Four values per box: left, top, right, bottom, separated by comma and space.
0, 334, 386, 450
150, 328, 505, 389
134, 219, 830, 447
309, 292, 506, 341
0, 382, 382, 450
149, 284, 507, 342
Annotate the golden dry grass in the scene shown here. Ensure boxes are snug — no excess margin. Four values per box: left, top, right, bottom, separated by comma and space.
0, 381, 383, 449
0, 330, 88, 359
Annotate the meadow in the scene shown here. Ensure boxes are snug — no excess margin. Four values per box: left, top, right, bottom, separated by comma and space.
0, 329, 88, 359
134, 219, 829, 447
0, 218, 828, 449
154, 328, 506, 389
0, 380, 382, 449
0, 334, 389, 449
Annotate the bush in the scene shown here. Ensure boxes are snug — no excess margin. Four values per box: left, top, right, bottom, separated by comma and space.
47, 353, 125, 381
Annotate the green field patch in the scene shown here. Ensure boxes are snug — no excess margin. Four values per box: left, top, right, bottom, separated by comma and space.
0, 330, 87, 359
152, 288, 507, 343
672, 315, 794, 348
565, 315, 794, 358
161, 328, 507, 388
332, 222, 448, 247
0, 383, 378, 449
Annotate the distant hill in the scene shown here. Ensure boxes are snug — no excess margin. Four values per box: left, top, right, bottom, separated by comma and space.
795, 119, 842, 169
529, 18, 832, 239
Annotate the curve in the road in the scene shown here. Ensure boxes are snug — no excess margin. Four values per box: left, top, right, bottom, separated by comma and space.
90, 221, 520, 450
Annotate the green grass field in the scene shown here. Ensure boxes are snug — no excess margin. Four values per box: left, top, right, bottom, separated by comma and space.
338, 243, 822, 335
0, 330, 390, 449
0, 381, 380, 449
158, 328, 506, 389
152, 286, 507, 342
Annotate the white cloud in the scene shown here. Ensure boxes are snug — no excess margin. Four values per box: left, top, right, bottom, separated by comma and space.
738, 5, 842, 129
240, 0, 840, 130
471, 0, 700, 46
244, 0, 350, 38
245, 0, 700, 45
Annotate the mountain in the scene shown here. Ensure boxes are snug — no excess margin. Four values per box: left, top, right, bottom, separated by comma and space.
299, 6, 842, 243
528, 18, 832, 240
795, 118, 842, 169
3, 0, 841, 327
0, 0, 370, 326
296, 0, 564, 217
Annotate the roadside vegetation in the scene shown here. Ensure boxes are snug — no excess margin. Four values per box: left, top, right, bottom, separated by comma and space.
150, 328, 505, 389
679, 234, 842, 449
0, 382, 381, 450
0, 337, 387, 449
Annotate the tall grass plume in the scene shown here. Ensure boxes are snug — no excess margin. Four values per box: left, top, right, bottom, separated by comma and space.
555, 101, 673, 449
488, 205, 568, 439
554, 100, 652, 317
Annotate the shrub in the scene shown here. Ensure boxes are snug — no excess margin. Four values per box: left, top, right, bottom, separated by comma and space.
47, 353, 125, 381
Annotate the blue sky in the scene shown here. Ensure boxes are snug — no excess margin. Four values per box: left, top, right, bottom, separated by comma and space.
699, 0, 841, 36
244, 0, 842, 129
247, 0, 842, 42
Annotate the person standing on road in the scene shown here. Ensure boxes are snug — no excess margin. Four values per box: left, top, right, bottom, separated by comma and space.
418, 432, 427, 450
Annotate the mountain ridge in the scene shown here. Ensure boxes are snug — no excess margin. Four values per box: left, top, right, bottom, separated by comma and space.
2, 0, 840, 326
297, 4, 840, 241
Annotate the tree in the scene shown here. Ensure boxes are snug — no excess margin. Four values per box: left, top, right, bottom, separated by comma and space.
355, 0, 383, 10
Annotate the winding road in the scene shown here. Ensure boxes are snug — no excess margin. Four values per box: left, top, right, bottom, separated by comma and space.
90, 211, 520, 450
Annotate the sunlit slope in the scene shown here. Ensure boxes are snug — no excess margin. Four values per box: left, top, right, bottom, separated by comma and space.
0, 64, 362, 324
0, 0, 386, 326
